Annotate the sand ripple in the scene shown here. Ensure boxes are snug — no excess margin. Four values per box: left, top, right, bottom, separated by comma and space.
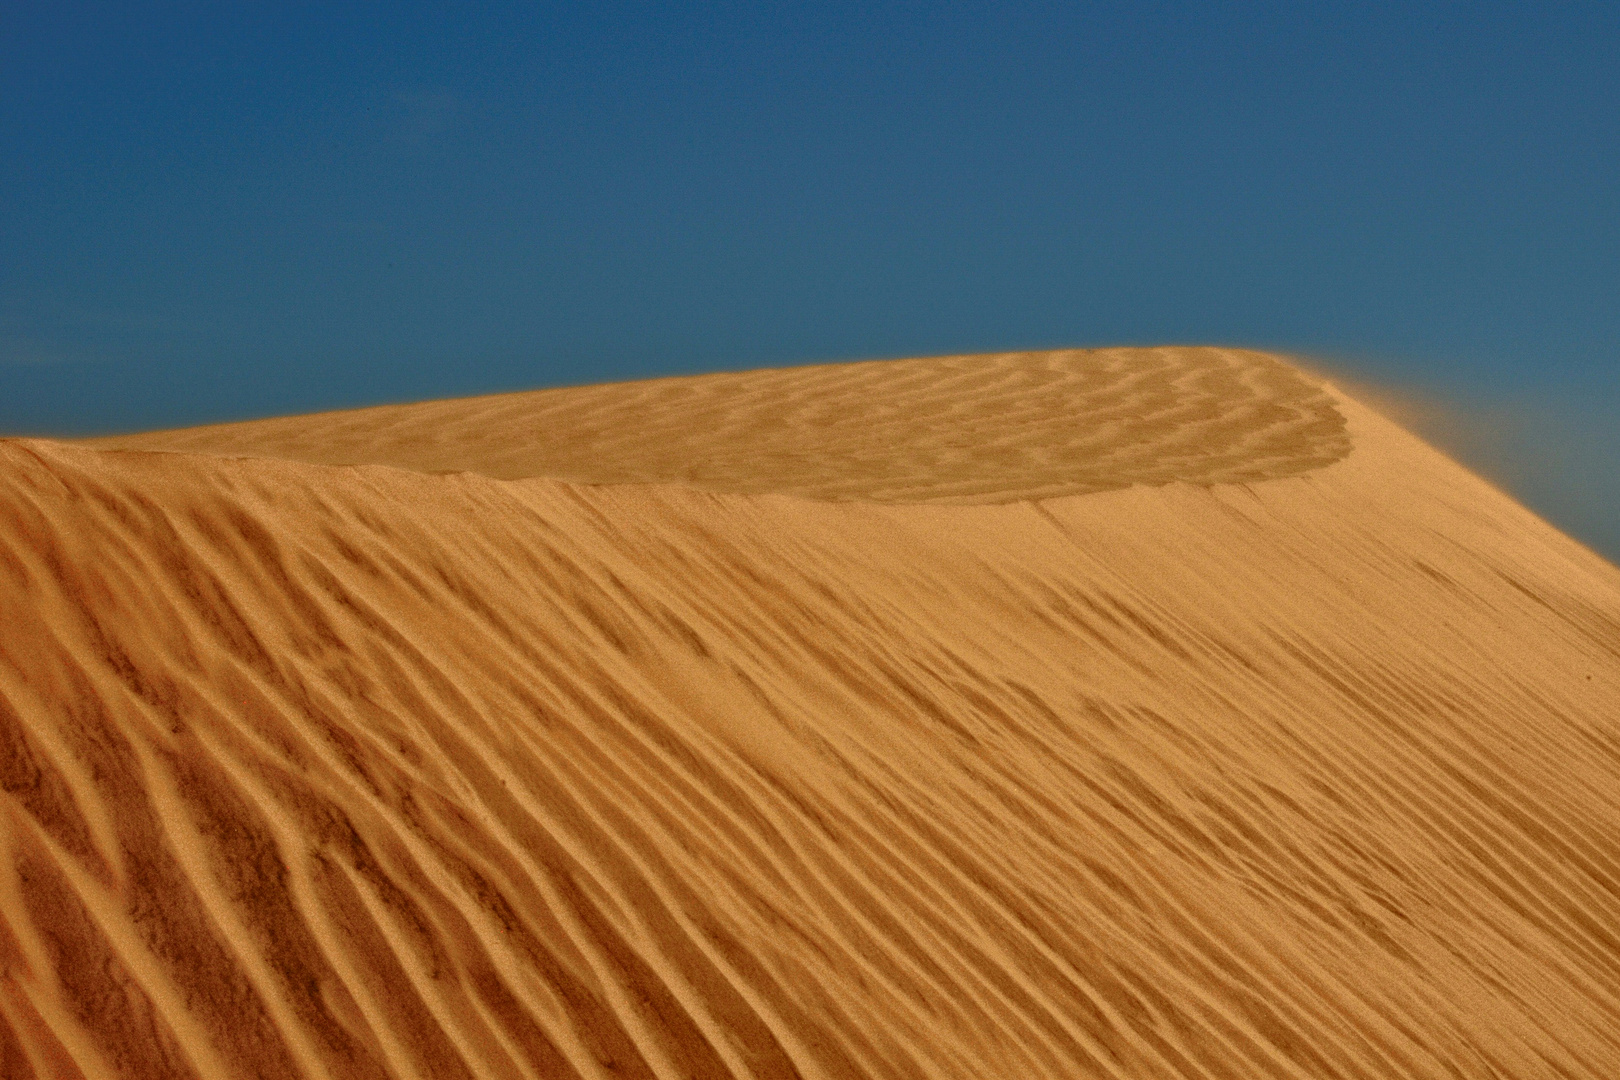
2, 352, 1618, 1078
87, 347, 1350, 502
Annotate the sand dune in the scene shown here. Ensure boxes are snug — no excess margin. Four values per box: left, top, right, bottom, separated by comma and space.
3, 347, 1619, 1078
85, 347, 1350, 501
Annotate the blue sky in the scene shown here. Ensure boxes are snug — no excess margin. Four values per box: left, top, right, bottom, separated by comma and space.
3, 2, 1617, 555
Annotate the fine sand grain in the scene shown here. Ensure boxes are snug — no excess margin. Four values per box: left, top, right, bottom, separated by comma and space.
3, 346, 1619, 1078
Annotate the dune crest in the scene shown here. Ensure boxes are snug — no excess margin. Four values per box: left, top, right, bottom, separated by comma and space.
87, 347, 1349, 502
3, 348, 1619, 1079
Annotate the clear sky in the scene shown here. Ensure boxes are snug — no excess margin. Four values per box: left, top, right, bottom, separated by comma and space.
3, 2, 1617, 556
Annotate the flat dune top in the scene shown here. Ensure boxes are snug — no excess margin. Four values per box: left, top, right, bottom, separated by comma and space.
4, 348, 1620, 1079
88, 347, 1350, 501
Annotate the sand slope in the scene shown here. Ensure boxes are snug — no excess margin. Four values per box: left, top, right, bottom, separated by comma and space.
85, 348, 1350, 501
3, 348, 1619, 1078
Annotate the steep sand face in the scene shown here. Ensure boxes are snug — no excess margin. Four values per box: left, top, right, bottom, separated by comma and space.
2, 347, 1619, 1079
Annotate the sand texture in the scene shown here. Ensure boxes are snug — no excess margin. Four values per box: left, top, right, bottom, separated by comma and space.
3, 346, 1619, 1078
86, 348, 1351, 502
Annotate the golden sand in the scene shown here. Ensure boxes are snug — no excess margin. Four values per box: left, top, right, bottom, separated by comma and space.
85, 347, 1349, 500
3, 347, 1618, 1078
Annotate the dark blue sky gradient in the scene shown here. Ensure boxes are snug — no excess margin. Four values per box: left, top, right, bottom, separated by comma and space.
3, 2, 1617, 554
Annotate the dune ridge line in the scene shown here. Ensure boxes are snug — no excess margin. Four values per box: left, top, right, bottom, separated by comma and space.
2, 347, 1618, 1078
84, 346, 1350, 501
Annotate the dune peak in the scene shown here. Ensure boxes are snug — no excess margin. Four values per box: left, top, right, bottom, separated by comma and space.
4, 346, 1619, 1079
87, 347, 1350, 502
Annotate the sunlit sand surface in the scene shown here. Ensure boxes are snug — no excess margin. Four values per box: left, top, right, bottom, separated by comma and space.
87, 347, 1349, 501
4, 347, 1619, 1078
